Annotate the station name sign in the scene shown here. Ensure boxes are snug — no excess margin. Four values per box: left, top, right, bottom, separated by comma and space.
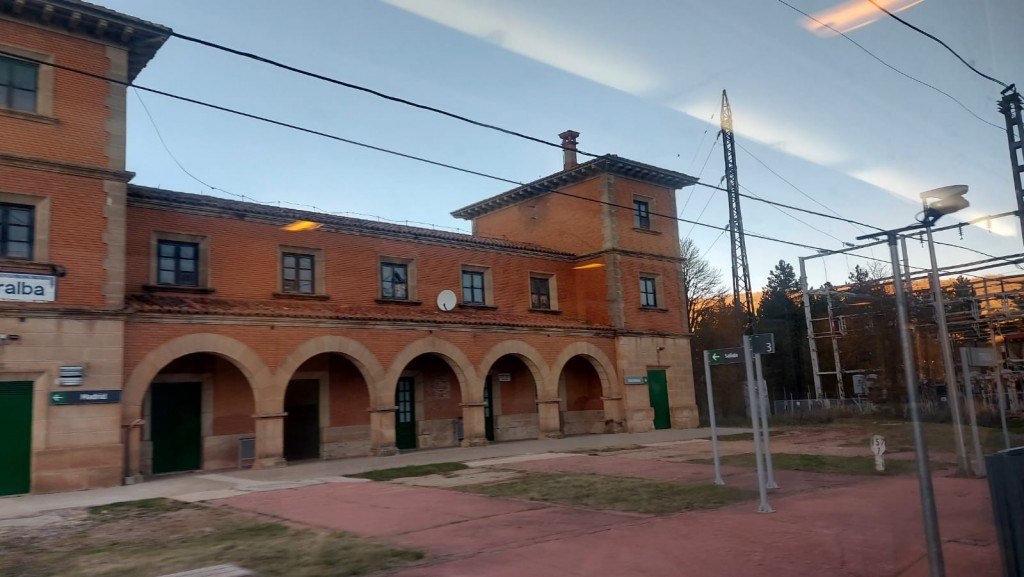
0, 271, 56, 302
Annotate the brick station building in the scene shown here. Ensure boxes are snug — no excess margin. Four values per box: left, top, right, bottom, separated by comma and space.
0, 0, 699, 495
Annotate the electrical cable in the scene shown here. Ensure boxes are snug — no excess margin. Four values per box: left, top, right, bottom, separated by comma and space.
679, 134, 721, 218
864, 0, 1010, 89
740, 183, 847, 244
775, 0, 1003, 131
735, 141, 868, 233
169, 32, 605, 160
694, 181, 883, 231
0, 49, 831, 254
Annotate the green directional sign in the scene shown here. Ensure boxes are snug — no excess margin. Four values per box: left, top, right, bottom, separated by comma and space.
708, 347, 745, 365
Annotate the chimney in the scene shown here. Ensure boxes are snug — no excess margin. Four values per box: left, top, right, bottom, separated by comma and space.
559, 130, 579, 170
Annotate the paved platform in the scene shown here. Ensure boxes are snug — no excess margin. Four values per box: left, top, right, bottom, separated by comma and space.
0, 427, 744, 520
216, 468, 998, 577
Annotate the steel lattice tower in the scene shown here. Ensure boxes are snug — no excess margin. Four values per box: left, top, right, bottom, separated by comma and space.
998, 85, 1024, 246
721, 90, 755, 333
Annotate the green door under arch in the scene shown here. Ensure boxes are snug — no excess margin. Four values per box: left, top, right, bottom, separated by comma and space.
647, 370, 670, 430
151, 382, 202, 474
484, 376, 495, 441
0, 382, 33, 496
395, 377, 417, 450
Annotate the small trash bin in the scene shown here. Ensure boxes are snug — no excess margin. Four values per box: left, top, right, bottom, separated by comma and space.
455, 418, 464, 442
986, 447, 1024, 577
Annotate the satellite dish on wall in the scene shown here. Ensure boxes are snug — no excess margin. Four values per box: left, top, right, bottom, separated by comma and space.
437, 290, 457, 311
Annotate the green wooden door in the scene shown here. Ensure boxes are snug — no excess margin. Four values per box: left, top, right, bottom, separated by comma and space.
151, 382, 202, 474
0, 382, 33, 495
284, 379, 320, 461
395, 378, 417, 450
484, 376, 495, 441
647, 370, 671, 430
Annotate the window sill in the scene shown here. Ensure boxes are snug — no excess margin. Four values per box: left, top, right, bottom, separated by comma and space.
273, 292, 330, 301
143, 284, 215, 295
632, 227, 661, 235
529, 308, 562, 315
458, 303, 498, 311
0, 259, 64, 276
374, 297, 421, 307
639, 306, 669, 313
0, 108, 58, 125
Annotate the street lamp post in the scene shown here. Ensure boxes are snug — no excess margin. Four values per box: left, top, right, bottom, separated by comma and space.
920, 186, 972, 476
855, 184, 971, 577
886, 232, 945, 577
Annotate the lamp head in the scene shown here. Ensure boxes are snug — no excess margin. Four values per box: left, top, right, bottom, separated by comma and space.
919, 185, 969, 225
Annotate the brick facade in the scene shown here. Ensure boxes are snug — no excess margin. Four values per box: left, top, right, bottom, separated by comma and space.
0, 1, 699, 495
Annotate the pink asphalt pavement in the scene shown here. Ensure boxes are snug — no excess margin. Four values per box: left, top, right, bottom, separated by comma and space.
216, 463, 999, 577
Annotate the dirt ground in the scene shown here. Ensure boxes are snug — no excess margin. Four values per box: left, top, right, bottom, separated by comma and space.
0, 423, 1004, 577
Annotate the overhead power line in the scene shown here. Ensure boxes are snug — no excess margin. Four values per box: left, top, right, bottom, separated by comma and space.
169, 32, 605, 160
864, 0, 1010, 89
735, 141, 868, 234
3, 48, 832, 253
775, 0, 1003, 131
694, 181, 883, 231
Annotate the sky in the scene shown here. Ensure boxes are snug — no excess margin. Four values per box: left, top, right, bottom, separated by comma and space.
97, 0, 1024, 291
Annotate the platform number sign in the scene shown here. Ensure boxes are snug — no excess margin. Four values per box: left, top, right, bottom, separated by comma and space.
751, 333, 775, 355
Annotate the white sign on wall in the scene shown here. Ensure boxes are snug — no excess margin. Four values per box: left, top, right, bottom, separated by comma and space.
0, 271, 56, 302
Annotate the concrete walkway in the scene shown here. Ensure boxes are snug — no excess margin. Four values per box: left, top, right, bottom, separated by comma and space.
0, 426, 744, 520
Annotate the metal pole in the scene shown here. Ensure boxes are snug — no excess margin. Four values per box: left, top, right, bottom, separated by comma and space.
754, 352, 778, 488
703, 350, 724, 485
991, 339, 1012, 450
743, 335, 773, 513
888, 233, 945, 577
958, 348, 987, 477
826, 291, 845, 398
800, 257, 824, 399
925, 225, 970, 476
900, 236, 913, 297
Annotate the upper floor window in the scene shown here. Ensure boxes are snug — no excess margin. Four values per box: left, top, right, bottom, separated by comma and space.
157, 240, 199, 287
633, 199, 650, 230
462, 269, 485, 305
381, 262, 408, 300
282, 252, 314, 294
640, 275, 658, 308
0, 202, 33, 259
530, 276, 551, 310
0, 56, 38, 113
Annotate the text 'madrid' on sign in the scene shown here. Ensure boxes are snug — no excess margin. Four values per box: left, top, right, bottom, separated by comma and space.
50, 390, 122, 405
0, 271, 56, 302
708, 347, 745, 365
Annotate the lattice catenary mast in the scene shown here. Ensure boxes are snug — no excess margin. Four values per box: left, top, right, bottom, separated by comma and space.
721, 90, 755, 333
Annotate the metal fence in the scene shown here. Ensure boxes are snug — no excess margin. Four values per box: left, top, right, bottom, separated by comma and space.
773, 398, 877, 416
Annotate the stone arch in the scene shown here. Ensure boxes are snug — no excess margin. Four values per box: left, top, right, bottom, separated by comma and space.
122, 333, 272, 423
273, 335, 384, 397
477, 340, 549, 394
548, 342, 616, 400
381, 336, 478, 405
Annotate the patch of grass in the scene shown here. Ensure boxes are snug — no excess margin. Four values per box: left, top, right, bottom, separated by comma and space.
714, 432, 755, 442
694, 452, 916, 476
87, 498, 194, 517
1, 501, 422, 577
834, 421, 1024, 454
350, 461, 468, 481
460, 473, 749, 515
